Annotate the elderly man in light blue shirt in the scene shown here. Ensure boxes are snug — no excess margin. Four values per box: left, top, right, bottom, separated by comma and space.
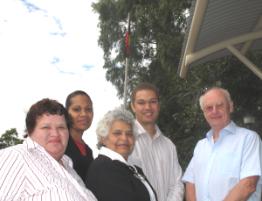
183, 87, 262, 201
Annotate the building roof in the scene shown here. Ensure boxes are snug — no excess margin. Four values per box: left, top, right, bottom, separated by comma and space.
178, 0, 262, 79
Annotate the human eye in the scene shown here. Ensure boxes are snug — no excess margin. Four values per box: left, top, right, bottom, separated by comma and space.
217, 103, 224, 109
41, 125, 50, 130
126, 131, 133, 137
72, 107, 81, 113
136, 100, 146, 105
149, 99, 158, 105
113, 130, 122, 136
58, 125, 68, 131
85, 107, 93, 113
204, 106, 213, 112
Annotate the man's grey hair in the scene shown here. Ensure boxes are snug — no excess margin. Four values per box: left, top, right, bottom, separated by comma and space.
199, 87, 232, 110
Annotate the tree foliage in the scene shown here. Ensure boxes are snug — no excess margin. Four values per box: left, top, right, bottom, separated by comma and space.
93, 0, 262, 169
93, 0, 191, 98
0, 128, 23, 149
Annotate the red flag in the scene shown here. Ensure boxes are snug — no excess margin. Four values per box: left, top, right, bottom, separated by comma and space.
124, 13, 131, 57
125, 31, 130, 56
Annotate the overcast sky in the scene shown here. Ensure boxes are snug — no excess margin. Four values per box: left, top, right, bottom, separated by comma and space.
0, 0, 122, 152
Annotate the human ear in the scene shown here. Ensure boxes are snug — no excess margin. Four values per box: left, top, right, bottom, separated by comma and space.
229, 101, 234, 113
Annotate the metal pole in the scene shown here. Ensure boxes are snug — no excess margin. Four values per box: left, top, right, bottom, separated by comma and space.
123, 57, 129, 108
123, 13, 130, 108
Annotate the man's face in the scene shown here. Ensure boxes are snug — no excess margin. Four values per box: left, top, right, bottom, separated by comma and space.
131, 89, 160, 126
202, 89, 233, 131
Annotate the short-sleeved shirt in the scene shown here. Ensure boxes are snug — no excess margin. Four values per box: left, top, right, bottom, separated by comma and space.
0, 137, 97, 201
183, 121, 262, 201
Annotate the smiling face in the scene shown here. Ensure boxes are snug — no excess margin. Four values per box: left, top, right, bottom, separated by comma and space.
131, 89, 160, 127
102, 120, 134, 160
30, 114, 69, 161
67, 94, 93, 133
201, 89, 233, 132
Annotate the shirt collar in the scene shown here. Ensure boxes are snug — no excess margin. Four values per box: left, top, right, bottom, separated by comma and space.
24, 137, 42, 150
134, 119, 161, 139
206, 121, 236, 140
99, 146, 127, 164
24, 137, 72, 167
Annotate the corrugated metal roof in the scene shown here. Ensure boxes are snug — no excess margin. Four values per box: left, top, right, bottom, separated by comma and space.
178, 0, 262, 79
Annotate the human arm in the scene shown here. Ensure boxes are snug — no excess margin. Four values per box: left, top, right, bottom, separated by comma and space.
223, 131, 262, 201
185, 182, 197, 201
0, 148, 24, 200
166, 143, 184, 201
223, 176, 259, 201
86, 158, 147, 201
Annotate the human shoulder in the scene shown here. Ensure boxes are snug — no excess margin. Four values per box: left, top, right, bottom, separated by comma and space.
61, 154, 74, 168
191, 137, 209, 155
134, 165, 143, 172
87, 155, 129, 187
87, 155, 110, 185
89, 155, 112, 171
157, 128, 179, 147
0, 143, 26, 169
233, 123, 261, 142
0, 143, 25, 156
134, 165, 147, 176
160, 134, 177, 146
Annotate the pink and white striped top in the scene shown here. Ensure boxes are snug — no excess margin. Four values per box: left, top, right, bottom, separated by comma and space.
0, 137, 97, 201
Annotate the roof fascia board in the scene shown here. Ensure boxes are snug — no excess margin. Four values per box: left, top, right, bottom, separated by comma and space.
179, 0, 208, 78
241, 16, 262, 55
227, 45, 262, 80
185, 30, 262, 66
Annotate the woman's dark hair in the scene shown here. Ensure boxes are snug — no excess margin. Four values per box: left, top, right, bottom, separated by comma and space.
25, 98, 70, 136
65, 90, 92, 110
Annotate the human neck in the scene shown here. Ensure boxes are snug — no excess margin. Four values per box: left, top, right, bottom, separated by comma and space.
212, 131, 220, 142
140, 122, 156, 138
211, 122, 230, 142
70, 128, 84, 142
212, 127, 224, 142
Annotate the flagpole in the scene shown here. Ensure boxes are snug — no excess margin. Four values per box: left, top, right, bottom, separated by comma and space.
123, 13, 130, 108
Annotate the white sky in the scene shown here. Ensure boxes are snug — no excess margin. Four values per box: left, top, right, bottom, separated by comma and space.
0, 0, 122, 153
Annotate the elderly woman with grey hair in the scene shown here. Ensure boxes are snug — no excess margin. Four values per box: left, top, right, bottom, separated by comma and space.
86, 107, 157, 201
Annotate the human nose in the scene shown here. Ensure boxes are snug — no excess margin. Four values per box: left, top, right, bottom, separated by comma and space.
120, 133, 128, 140
210, 105, 220, 113
80, 109, 88, 116
49, 128, 60, 136
204, 105, 220, 113
120, 133, 132, 142
211, 106, 216, 112
144, 101, 153, 109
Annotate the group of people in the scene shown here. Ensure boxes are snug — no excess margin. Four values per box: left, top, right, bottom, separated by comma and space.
0, 82, 261, 201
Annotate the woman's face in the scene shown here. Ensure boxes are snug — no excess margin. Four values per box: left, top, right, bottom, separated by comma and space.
102, 120, 134, 160
30, 114, 69, 161
68, 95, 93, 133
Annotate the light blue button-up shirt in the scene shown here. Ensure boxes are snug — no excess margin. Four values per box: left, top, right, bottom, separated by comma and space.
183, 121, 262, 201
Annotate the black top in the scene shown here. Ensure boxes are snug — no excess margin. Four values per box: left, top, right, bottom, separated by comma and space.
65, 135, 94, 184
86, 154, 157, 201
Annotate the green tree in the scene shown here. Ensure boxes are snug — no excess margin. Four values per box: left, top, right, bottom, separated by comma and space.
0, 128, 23, 149
93, 0, 262, 170
92, 0, 204, 169
92, 0, 191, 97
